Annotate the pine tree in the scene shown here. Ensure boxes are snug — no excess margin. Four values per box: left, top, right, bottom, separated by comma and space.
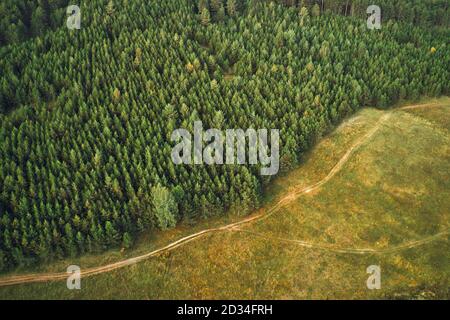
122, 232, 133, 249
211, 0, 222, 14
312, 4, 321, 17
217, 4, 226, 21
105, 221, 119, 245
227, 0, 237, 17
151, 185, 178, 230
198, 0, 209, 12
107, 0, 115, 16
113, 88, 121, 102
30, 6, 46, 37
201, 7, 211, 26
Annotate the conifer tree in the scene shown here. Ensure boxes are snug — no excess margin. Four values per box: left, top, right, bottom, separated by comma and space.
227, 0, 237, 17
201, 7, 211, 26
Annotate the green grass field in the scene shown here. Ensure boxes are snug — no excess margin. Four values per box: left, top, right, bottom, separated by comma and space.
1, 98, 449, 299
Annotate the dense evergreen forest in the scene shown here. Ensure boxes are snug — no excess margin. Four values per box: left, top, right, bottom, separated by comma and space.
287, 0, 449, 26
0, 0, 449, 271
1, 0, 448, 48
0, 0, 70, 47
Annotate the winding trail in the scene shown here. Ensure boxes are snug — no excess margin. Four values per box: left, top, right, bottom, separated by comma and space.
232, 229, 450, 254
0, 102, 448, 287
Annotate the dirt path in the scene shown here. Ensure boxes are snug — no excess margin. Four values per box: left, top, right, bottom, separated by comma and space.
399, 102, 445, 111
233, 229, 450, 254
0, 102, 447, 287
